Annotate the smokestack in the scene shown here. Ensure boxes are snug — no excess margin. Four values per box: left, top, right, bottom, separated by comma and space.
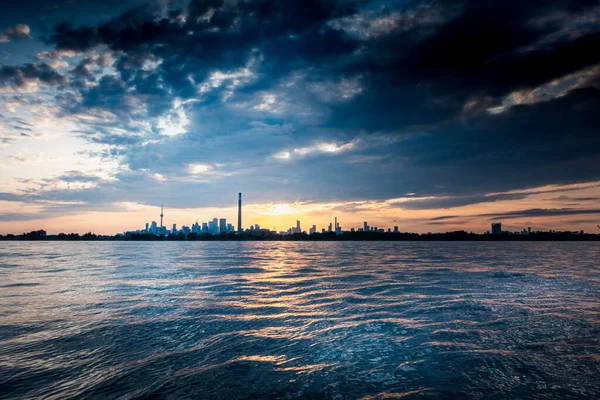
238, 192, 242, 233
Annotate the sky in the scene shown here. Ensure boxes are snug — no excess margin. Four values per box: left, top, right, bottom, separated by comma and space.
0, 0, 599, 235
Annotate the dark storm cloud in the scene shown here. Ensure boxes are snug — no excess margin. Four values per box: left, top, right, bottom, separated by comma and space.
0, 63, 65, 90
394, 193, 529, 210
329, 0, 600, 130
44, 0, 600, 129
289, 87, 600, 206
391, 87, 600, 195
1, 0, 599, 211
47, 0, 357, 78
481, 208, 600, 220
427, 208, 600, 222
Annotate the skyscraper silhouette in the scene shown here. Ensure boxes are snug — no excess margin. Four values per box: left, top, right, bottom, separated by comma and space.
238, 193, 242, 233
491, 223, 502, 235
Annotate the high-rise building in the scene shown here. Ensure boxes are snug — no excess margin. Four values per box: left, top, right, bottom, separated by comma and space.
364, 221, 368, 232
219, 218, 227, 233
172, 223, 177, 234
145, 222, 149, 232
208, 219, 216, 235
491, 223, 502, 235
394, 226, 399, 233
296, 220, 300, 232
238, 192, 242, 233
202, 222, 208, 233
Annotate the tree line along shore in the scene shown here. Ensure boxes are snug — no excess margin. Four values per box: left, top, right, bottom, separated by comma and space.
1, 230, 599, 241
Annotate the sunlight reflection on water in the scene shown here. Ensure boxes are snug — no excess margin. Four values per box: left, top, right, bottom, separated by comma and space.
1, 242, 599, 399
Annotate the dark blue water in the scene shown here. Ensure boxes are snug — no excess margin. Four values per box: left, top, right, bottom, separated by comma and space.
1, 242, 599, 399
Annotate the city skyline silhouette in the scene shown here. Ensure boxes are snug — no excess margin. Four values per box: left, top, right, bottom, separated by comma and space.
0, 0, 599, 235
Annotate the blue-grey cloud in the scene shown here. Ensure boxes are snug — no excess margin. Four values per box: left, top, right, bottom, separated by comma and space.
0, 63, 65, 90
482, 208, 600, 220
429, 208, 600, 222
0, 0, 598, 215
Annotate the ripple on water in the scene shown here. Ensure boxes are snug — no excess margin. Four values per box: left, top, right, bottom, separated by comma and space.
0, 242, 599, 399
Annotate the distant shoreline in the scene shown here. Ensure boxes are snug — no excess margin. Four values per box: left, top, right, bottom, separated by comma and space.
2, 230, 599, 242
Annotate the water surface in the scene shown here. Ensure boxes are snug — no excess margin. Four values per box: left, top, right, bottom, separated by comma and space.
1, 242, 599, 399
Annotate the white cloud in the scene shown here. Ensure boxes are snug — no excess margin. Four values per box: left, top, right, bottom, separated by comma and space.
36, 51, 69, 70
272, 139, 359, 161
327, 4, 457, 41
188, 163, 213, 174
488, 64, 600, 114
0, 24, 31, 43
4, 100, 23, 113
157, 102, 190, 136
253, 93, 277, 111
273, 151, 291, 160
295, 140, 358, 155
197, 50, 262, 100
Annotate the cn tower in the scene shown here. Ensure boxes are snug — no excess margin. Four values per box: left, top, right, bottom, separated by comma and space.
238, 193, 242, 233
160, 202, 164, 228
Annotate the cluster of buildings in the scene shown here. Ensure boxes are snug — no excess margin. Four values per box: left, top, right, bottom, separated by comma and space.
129, 193, 588, 238
280, 219, 400, 236
488, 223, 584, 236
124, 193, 245, 237
490, 223, 536, 235
122, 193, 408, 237
122, 200, 586, 238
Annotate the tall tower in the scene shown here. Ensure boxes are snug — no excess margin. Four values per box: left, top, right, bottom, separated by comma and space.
160, 203, 164, 228
238, 193, 242, 233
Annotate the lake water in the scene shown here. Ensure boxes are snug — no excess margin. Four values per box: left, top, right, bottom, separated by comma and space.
1, 242, 599, 399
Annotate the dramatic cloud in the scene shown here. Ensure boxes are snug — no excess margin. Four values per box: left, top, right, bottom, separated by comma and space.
481, 208, 600, 220
0, 63, 66, 92
0, 0, 599, 233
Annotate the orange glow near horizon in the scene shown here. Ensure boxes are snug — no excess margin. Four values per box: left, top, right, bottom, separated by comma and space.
1, 182, 599, 235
